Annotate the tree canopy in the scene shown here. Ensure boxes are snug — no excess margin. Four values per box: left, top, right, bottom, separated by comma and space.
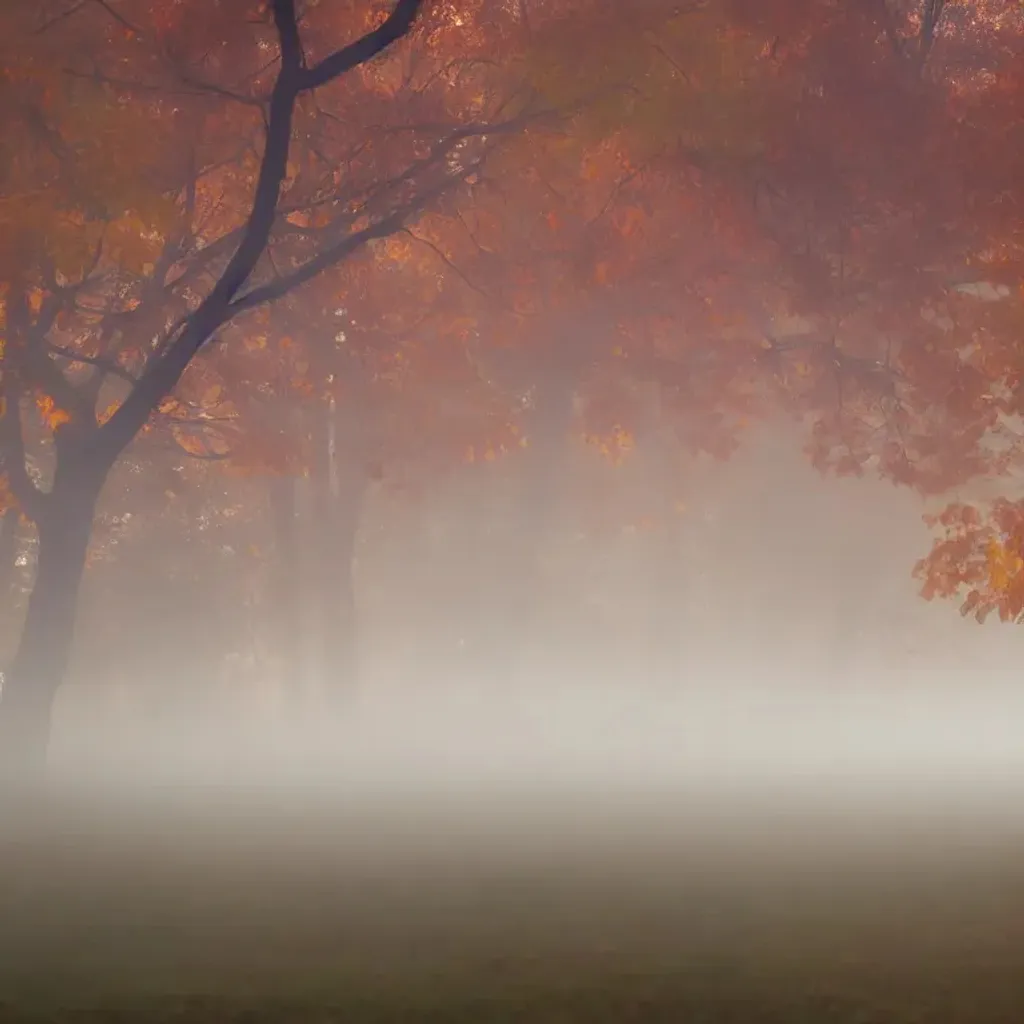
2, 0, 1024, 773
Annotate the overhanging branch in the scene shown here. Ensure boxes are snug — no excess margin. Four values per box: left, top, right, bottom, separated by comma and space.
95, 0, 428, 461
229, 170, 472, 314
300, 0, 423, 90
45, 343, 139, 386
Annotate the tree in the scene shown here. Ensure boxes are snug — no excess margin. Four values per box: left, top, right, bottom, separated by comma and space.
4, 0, 1021, 780
0, 0, 494, 779
315, 0, 1024, 679
792, 4, 1024, 628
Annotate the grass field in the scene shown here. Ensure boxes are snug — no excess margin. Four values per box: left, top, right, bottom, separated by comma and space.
2, 785, 1024, 1021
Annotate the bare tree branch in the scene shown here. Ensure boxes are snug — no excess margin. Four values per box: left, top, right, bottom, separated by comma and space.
402, 227, 491, 298
229, 168, 471, 314
90, 0, 141, 37
62, 66, 264, 108
34, 0, 89, 35
44, 343, 139, 385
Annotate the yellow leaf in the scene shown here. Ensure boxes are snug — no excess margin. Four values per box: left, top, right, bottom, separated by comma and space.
98, 401, 120, 425
986, 538, 1018, 591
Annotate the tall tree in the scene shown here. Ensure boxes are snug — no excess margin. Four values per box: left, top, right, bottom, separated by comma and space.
0, 0, 478, 779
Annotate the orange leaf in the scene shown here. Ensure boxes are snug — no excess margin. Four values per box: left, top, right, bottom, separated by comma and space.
36, 393, 71, 431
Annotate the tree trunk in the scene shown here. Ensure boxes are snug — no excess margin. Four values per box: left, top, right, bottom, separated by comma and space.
481, 338, 585, 684
322, 469, 368, 707
638, 403, 686, 685
305, 396, 368, 707
268, 472, 304, 708
0, 472, 99, 785
0, 508, 18, 599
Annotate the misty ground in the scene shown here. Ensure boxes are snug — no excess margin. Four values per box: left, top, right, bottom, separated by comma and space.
5, 681, 1024, 1023
3, 793, 1024, 1021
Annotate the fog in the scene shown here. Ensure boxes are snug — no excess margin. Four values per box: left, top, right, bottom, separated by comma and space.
4, 425, 1024, 1008
4, 3, 1024, 1017
8, 680, 1024, 1009
35, 670, 1024, 803
43, 420, 1024, 793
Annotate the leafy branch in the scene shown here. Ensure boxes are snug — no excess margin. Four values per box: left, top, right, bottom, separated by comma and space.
92, 0, 428, 460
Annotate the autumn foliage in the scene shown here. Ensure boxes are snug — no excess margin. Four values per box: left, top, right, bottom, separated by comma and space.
1, 0, 1024, 770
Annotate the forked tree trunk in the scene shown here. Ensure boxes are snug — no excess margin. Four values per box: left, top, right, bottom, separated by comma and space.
0, 464, 100, 785
0, 0, 428, 782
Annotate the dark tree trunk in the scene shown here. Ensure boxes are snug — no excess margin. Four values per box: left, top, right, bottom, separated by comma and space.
0, 466, 100, 785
